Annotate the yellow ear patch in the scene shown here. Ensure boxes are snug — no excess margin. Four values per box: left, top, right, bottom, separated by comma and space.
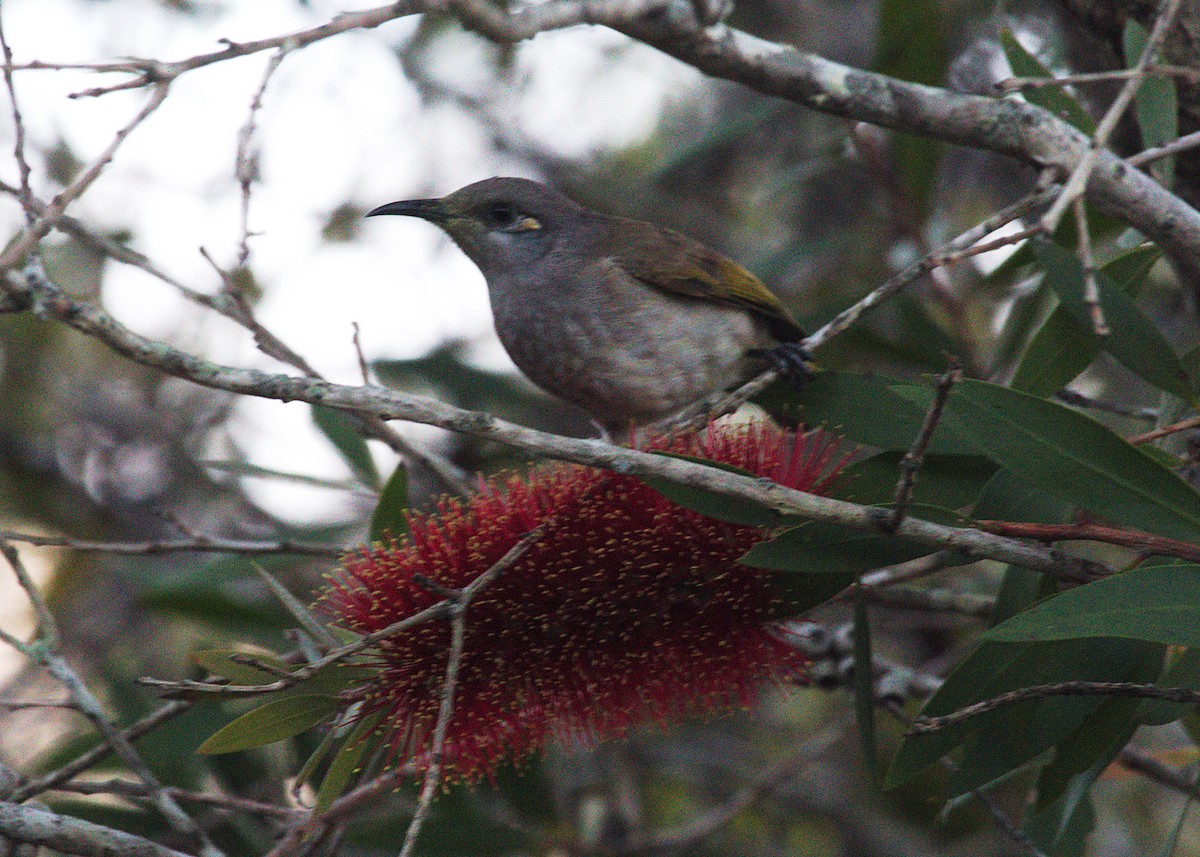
517, 216, 542, 231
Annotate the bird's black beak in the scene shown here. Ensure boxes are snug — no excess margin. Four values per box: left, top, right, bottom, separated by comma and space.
365, 198, 451, 223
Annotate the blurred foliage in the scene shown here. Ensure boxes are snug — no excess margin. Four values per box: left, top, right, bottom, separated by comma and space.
3, 0, 1200, 853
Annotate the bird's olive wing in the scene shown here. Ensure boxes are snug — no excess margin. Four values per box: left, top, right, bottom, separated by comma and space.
616, 225, 804, 342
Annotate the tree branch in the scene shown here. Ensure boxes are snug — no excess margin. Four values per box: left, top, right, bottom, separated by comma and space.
3, 262, 1112, 583
0, 801, 195, 857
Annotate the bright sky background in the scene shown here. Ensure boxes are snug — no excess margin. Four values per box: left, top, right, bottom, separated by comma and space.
3, 0, 703, 520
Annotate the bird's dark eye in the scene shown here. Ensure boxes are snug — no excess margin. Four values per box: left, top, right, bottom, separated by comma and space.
484, 202, 520, 227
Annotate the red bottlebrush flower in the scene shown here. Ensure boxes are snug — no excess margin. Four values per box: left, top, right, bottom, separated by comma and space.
322, 423, 847, 783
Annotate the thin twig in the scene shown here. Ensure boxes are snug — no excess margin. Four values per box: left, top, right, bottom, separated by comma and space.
1040, 0, 1188, 232
857, 551, 954, 590
9, 700, 193, 802
1127, 414, 1200, 446
50, 779, 302, 820
997, 64, 1200, 92
887, 359, 962, 532
398, 602, 467, 857
0, 14, 34, 225
910, 681, 1200, 734
973, 519, 1200, 564
235, 46, 291, 269
0, 529, 342, 557
0, 82, 170, 271
1073, 196, 1108, 335
1054, 389, 1159, 422
926, 224, 1043, 266
1130, 128, 1200, 168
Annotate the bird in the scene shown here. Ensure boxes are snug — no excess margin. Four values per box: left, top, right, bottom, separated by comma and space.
366, 177, 808, 438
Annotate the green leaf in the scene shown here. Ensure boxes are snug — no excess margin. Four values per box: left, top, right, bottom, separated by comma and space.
999, 29, 1096, 133
740, 520, 933, 574
1125, 20, 1178, 189
1033, 240, 1191, 400
316, 712, 383, 814
370, 464, 411, 542
853, 598, 880, 783
641, 454, 781, 527
942, 380, 1200, 543
1024, 787, 1095, 857
973, 469, 1075, 525
1010, 297, 1098, 397
886, 637, 1154, 789
198, 695, 341, 755
833, 453, 995, 509
874, 0, 946, 213
190, 649, 288, 686
765, 570, 860, 619
255, 565, 338, 649
312, 405, 380, 489
985, 564, 1200, 646
297, 662, 376, 697
1012, 244, 1161, 396
764, 371, 978, 455
1138, 646, 1200, 726
1029, 642, 1161, 809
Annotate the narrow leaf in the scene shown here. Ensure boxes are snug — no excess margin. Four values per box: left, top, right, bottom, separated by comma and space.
874, 0, 946, 213
834, 453, 995, 509
853, 598, 880, 782
1012, 244, 1162, 396
190, 649, 288, 686
999, 29, 1095, 133
740, 520, 932, 574
255, 565, 338, 649
767, 371, 978, 455
1125, 20, 1178, 189
1034, 240, 1191, 400
312, 405, 380, 489
370, 464, 411, 542
198, 695, 340, 755
985, 564, 1200, 646
315, 712, 383, 814
942, 380, 1200, 543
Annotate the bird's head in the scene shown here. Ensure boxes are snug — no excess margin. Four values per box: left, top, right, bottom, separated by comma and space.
367, 177, 586, 276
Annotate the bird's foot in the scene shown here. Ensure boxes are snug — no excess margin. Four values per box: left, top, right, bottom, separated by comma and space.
761, 342, 813, 389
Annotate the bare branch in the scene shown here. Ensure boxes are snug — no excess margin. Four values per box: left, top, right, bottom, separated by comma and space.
0, 83, 169, 271
973, 519, 1200, 564
911, 680, 1200, 734
1039, 0, 1189, 232
0, 801, 194, 857
887, 359, 962, 532
2, 262, 1114, 583
997, 64, 1200, 92
0, 13, 34, 225
10, 701, 193, 802
0, 529, 342, 557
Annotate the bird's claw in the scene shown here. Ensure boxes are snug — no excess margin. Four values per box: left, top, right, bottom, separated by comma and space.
765, 342, 813, 389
